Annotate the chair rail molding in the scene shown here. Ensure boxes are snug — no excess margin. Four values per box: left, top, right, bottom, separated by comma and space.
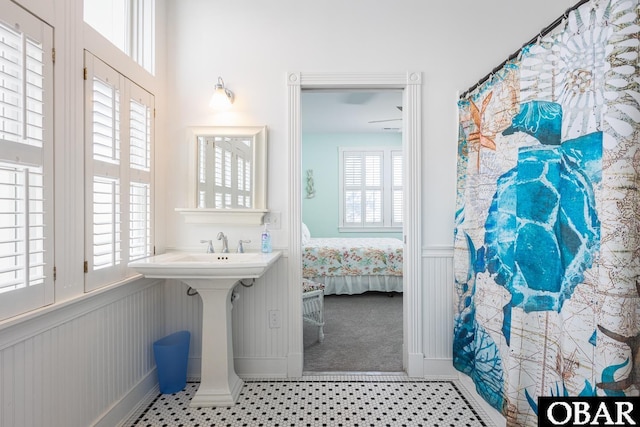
287, 70, 423, 377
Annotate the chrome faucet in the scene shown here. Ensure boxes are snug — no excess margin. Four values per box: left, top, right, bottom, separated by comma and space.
200, 239, 214, 253
236, 239, 251, 253
217, 232, 229, 253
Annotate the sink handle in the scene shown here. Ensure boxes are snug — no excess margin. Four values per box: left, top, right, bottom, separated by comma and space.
200, 239, 214, 253
236, 240, 251, 253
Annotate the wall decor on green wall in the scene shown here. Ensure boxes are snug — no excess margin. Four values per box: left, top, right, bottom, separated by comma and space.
305, 169, 316, 199
453, 0, 640, 425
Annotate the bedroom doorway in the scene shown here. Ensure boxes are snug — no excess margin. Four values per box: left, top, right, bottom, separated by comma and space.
286, 71, 423, 378
300, 89, 404, 372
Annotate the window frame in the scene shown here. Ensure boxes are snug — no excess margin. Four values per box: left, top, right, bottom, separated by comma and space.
83, 0, 155, 74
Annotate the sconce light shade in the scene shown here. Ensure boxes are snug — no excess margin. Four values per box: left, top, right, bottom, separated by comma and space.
209, 76, 234, 109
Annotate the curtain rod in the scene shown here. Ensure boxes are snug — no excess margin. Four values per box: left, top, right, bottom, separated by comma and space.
460, 0, 591, 100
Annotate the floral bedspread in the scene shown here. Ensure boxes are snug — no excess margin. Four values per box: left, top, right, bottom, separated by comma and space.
302, 238, 403, 278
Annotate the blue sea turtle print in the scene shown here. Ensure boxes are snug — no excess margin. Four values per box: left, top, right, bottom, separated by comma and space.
481, 101, 602, 342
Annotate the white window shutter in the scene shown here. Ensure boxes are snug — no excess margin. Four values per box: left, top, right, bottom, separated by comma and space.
128, 82, 153, 262
0, 1, 54, 321
339, 147, 402, 231
84, 52, 154, 291
85, 54, 124, 289
392, 150, 403, 226
364, 153, 382, 225
342, 152, 363, 225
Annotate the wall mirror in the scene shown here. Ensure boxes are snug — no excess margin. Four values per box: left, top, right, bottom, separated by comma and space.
176, 126, 268, 225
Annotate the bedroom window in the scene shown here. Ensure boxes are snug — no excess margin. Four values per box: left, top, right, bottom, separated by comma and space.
84, 52, 154, 292
0, 2, 54, 321
339, 147, 402, 231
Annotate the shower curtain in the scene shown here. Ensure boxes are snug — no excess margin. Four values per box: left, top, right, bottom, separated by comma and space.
453, 0, 639, 425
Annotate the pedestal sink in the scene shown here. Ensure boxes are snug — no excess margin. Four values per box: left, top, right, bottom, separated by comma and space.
129, 250, 282, 407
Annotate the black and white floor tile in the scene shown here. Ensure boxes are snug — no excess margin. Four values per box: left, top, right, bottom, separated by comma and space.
122, 376, 491, 427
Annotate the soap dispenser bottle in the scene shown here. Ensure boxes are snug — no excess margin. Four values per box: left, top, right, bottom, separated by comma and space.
261, 223, 272, 253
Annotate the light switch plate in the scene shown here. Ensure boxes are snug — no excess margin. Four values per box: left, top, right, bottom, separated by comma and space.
264, 211, 281, 229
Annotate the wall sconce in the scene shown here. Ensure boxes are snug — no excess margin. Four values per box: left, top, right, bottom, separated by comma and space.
209, 76, 234, 109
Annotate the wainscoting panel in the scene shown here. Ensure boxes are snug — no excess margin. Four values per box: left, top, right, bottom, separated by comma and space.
421, 247, 456, 376
162, 279, 203, 376
0, 279, 164, 427
162, 256, 290, 378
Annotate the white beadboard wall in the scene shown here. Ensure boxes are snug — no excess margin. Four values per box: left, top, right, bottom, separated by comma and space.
0, 279, 165, 427
422, 248, 457, 377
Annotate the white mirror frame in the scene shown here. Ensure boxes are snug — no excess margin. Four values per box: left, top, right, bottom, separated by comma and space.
176, 125, 268, 225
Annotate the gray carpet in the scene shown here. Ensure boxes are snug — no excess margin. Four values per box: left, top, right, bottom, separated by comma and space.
303, 291, 403, 372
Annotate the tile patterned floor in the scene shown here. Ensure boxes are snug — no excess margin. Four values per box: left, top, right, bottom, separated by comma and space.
122, 376, 491, 427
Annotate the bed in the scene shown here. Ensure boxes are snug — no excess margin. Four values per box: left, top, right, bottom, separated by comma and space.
302, 234, 403, 295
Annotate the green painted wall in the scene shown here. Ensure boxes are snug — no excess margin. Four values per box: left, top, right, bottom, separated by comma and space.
301, 132, 402, 238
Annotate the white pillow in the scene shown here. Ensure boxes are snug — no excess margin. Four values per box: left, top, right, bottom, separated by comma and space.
301, 223, 311, 245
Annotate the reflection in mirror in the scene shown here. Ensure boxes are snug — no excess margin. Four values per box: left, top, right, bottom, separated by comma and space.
197, 134, 253, 209
176, 126, 268, 225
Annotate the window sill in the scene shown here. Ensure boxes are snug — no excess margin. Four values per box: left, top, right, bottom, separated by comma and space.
338, 227, 402, 233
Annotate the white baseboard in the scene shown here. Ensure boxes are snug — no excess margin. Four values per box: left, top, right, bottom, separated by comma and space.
187, 356, 290, 379
287, 351, 304, 377
407, 352, 425, 377
422, 358, 459, 378
95, 368, 158, 427
187, 356, 201, 377
236, 357, 289, 378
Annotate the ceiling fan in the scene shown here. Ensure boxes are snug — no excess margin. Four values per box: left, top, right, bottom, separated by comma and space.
368, 106, 403, 124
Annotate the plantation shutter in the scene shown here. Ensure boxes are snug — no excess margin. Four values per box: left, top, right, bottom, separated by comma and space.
342, 150, 384, 227
364, 152, 382, 225
343, 152, 363, 224
85, 55, 123, 289
339, 147, 402, 230
391, 150, 403, 226
84, 52, 154, 291
128, 83, 153, 262
0, 1, 54, 321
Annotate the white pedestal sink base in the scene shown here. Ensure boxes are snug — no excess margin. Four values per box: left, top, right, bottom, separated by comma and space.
189, 375, 243, 407
128, 251, 283, 408
182, 279, 243, 408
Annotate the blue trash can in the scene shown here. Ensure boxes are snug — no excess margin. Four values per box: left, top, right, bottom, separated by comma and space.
153, 330, 190, 394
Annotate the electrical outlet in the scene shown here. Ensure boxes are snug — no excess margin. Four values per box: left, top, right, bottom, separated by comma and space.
264, 211, 281, 229
268, 310, 281, 328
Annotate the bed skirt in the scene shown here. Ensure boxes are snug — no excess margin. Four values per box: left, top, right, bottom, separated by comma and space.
304, 275, 403, 295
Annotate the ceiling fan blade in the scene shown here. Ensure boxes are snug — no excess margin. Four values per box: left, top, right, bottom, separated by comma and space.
368, 118, 402, 123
